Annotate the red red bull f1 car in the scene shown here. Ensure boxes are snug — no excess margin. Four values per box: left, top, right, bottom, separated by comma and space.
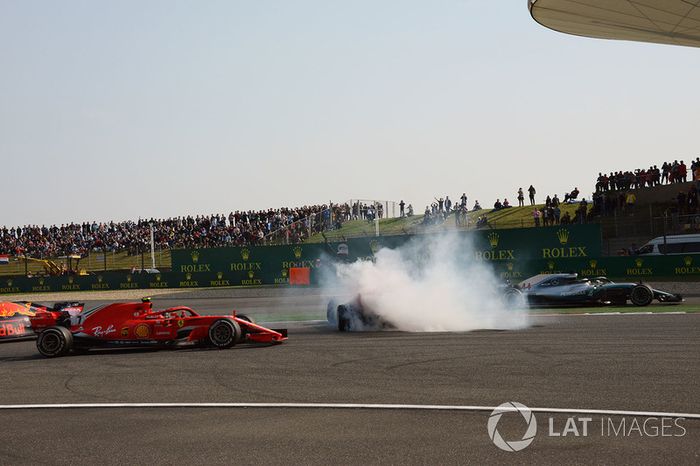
29, 299, 287, 357
0, 301, 83, 341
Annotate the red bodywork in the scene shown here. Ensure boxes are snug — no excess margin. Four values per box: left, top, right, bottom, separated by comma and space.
29, 300, 286, 351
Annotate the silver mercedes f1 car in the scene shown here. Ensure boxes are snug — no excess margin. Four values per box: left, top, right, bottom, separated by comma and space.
505, 273, 682, 307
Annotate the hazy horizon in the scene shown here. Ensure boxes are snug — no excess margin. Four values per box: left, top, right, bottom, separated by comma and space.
2, 1, 699, 227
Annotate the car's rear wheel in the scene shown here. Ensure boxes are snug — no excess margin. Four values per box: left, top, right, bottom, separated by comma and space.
630, 284, 654, 306
503, 287, 524, 307
37, 326, 73, 358
208, 319, 240, 348
327, 299, 338, 328
337, 305, 352, 332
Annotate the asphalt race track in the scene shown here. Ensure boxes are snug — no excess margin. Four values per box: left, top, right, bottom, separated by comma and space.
0, 291, 698, 464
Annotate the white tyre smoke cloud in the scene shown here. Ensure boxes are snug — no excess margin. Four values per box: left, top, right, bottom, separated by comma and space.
324, 233, 529, 332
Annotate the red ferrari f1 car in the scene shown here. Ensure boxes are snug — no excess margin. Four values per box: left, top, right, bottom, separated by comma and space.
29, 298, 287, 357
0, 301, 83, 341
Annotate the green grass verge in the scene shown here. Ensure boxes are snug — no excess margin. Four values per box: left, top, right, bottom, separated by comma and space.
308, 203, 589, 242
529, 304, 699, 314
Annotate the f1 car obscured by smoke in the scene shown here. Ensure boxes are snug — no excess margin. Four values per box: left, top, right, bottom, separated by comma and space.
0, 301, 83, 341
505, 273, 682, 307
327, 296, 395, 332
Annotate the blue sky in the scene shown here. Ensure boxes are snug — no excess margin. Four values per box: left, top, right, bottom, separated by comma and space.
1, 0, 699, 226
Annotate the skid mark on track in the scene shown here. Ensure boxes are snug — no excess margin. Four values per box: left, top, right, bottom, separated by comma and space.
63, 374, 121, 402
209, 363, 295, 402
330, 355, 388, 368
384, 356, 466, 371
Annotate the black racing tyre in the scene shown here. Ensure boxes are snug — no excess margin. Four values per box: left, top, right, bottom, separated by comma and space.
208, 319, 241, 349
337, 305, 352, 332
37, 326, 73, 358
326, 299, 338, 328
503, 287, 524, 307
630, 284, 654, 307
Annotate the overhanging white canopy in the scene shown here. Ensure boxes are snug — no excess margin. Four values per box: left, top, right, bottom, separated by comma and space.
529, 0, 700, 47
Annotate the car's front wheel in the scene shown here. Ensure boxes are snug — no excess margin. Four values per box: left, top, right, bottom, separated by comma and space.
37, 327, 73, 358
630, 284, 654, 306
208, 319, 240, 348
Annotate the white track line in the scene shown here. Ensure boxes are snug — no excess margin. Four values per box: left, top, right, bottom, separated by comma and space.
0, 403, 697, 419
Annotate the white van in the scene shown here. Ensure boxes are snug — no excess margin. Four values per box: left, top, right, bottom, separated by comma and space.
637, 234, 700, 255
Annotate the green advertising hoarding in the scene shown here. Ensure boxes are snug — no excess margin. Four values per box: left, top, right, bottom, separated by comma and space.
1, 253, 699, 295
170, 243, 331, 286
490, 253, 700, 283
3, 224, 699, 295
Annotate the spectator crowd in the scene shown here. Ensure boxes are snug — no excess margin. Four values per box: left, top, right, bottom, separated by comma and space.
4, 157, 700, 260
595, 158, 700, 193
0, 203, 352, 259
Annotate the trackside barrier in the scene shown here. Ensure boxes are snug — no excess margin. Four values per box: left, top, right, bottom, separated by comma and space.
1, 254, 699, 295
2, 225, 699, 294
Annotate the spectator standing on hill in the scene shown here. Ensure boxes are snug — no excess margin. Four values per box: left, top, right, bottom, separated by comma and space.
445, 196, 452, 214
680, 161, 688, 182
692, 158, 700, 181
542, 207, 550, 226
661, 162, 670, 184
533, 208, 540, 227
554, 205, 561, 224
460, 193, 467, 207
577, 199, 588, 224
528, 185, 536, 205
399, 200, 405, 217
517, 188, 524, 207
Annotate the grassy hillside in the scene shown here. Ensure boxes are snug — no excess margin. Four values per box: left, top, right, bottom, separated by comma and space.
307, 203, 588, 242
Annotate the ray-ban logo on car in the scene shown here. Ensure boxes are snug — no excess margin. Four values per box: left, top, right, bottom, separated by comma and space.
487, 402, 537, 452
